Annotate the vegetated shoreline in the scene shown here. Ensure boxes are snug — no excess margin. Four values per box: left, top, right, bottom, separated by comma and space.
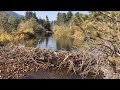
0, 45, 120, 79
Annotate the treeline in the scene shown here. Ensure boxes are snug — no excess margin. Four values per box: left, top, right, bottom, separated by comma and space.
53, 11, 88, 26
0, 11, 52, 34
55, 11, 73, 25
53, 11, 89, 38
0, 11, 52, 44
24, 11, 51, 31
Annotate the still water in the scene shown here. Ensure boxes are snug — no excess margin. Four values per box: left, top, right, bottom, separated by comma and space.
37, 34, 57, 50
16, 34, 81, 51
37, 34, 75, 51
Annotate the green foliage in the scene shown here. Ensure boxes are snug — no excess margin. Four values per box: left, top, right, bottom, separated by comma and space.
56, 11, 73, 25
44, 15, 51, 31
7, 16, 18, 32
53, 25, 72, 38
25, 11, 38, 21
0, 12, 19, 33
56, 13, 66, 25
54, 11, 120, 56
66, 11, 73, 23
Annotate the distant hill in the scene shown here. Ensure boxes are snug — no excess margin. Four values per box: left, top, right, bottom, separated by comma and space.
7, 11, 23, 18
0, 11, 23, 19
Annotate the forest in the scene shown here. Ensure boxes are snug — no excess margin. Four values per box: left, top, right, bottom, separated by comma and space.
0, 11, 120, 79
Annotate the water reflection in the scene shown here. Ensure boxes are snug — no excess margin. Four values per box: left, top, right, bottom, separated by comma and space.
13, 33, 79, 51
55, 37, 74, 50
38, 34, 57, 50
13, 38, 38, 48
37, 33, 75, 50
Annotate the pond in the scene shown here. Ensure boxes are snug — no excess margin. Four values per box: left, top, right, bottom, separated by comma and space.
14, 33, 82, 51
37, 34, 74, 51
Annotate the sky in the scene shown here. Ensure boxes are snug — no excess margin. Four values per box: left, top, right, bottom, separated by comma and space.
14, 11, 88, 21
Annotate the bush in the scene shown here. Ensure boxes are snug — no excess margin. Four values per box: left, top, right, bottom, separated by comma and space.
17, 19, 35, 34
53, 25, 72, 38
0, 33, 12, 43
34, 25, 45, 34
73, 30, 84, 40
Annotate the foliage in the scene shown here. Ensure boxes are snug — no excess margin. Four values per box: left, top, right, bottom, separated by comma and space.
0, 11, 53, 46
25, 11, 38, 21
56, 13, 67, 25
0, 33, 12, 42
44, 15, 51, 31
56, 11, 73, 25
53, 25, 72, 38
53, 11, 120, 59
0, 12, 18, 32
17, 18, 35, 34
66, 11, 73, 23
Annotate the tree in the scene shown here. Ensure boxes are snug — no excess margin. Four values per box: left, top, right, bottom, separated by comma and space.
25, 11, 38, 21
56, 12, 67, 25
66, 11, 73, 23
62, 13, 67, 24
38, 18, 44, 26
56, 13, 60, 25
25, 11, 30, 20
75, 12, 80, 18
0, 12, 19, 32
0, 12, 8, 31
7, 16, 18, 32
80, 11, 120, 56
33, 12, 38, 22
44, 15, 51, 31
46, 15, 49, 23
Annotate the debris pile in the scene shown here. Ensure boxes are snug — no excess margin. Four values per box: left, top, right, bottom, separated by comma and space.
0, 45, 119, 79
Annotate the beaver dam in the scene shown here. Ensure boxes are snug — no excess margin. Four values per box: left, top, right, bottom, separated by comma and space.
0, 45, 120, 79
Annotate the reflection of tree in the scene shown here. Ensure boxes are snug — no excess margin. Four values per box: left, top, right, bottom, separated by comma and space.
56, 37, 73, 50
45, 35, 49, 47
39, 36, 46, 44
13, 38, 37, 47
24, 39, 36, 47
38, 33, 52, 47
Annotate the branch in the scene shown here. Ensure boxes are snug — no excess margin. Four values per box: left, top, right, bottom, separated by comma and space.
98, 11, 116, 23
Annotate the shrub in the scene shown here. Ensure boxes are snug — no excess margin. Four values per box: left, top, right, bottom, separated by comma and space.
0, 33, 12, 43
53, 25, 72, 38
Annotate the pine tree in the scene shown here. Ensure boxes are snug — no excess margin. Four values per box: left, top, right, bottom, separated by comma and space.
66, 11, 73, 23
44, 15, 51, 31
25, 11, 38, 21
56, 13, 67, 25
62, 13, 67, 24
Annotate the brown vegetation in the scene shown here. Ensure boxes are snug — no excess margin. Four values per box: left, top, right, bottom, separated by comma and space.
0, 45, 119, 79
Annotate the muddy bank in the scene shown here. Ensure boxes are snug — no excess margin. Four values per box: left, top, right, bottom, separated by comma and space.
0, 45, 119, 79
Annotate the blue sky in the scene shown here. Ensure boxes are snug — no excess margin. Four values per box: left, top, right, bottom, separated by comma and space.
14, 11, 88, 21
